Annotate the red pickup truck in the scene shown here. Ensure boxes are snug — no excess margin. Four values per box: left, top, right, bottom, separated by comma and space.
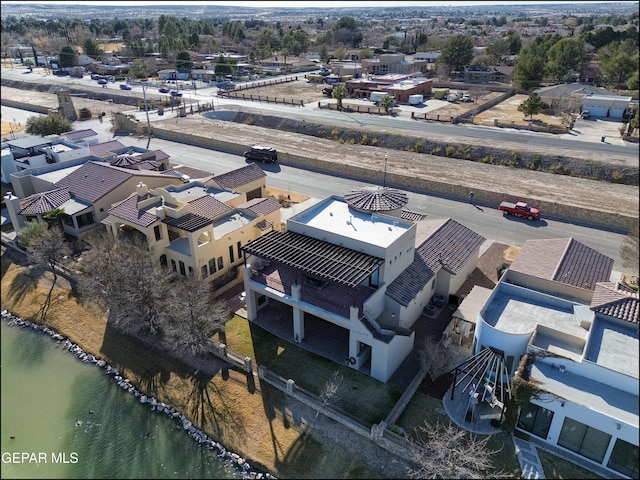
498, 201, 540, 220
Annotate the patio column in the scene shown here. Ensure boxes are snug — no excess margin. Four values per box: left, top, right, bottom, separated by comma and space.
243, 265, 257, 321
292, 284, 304, 342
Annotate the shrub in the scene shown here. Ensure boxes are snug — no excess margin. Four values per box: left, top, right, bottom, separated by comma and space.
360, 133, 368, 145
445, 145, 456, 157
370, 137, 378, 146
431, 146, 442, 155
414, 141, 423, 153
78, 107, 92, 119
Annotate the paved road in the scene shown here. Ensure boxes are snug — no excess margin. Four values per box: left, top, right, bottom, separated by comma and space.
2, 66, 637, 164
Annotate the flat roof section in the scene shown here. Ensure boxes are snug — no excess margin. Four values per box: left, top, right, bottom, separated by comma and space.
289, 196, 412, 249
530, 362, 638, 426
585, 317, 639, 379
484, 286, 588, 340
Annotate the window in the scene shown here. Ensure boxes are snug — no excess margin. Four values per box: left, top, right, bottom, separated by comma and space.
517, 403, 553, 439
154, 225, 162, 241
558, 417, 611, 463
201, 265, 208, 278
229, 245, 235, 263
607, 438, 639, 478
171, 259, 176, 272
209, 258, 216, 275
188, 266, 193, 277
237, 241, 242, 259
217, 256, 224, 270
179, 261, 186, 276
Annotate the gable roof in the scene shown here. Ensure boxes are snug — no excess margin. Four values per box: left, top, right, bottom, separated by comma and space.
53, 161, 133, 203
242, 229, 384, 288
188, 195, 231, 219
510, 238, 613, 291
591, 282, 639, 324
239, 197, 281, 216
19, 187, 71, 215
89, 140, 126, 158
213, 163, 266, 189
161, 166, 213, 181
386, 218, 485, 306
535, 83, 617, 98
62, 129, 98, 141
108, 194, 162, 227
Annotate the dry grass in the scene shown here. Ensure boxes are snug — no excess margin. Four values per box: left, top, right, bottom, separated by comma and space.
1, 120, 25, 137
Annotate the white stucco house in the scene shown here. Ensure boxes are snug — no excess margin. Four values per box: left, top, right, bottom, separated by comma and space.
241, 187, 485, 382
468, 237, 638, 478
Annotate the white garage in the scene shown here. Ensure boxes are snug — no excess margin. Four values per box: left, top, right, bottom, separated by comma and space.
581, 94, 631, 119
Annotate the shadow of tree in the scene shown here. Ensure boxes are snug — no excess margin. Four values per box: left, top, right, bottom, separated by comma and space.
5, 270, 38, 305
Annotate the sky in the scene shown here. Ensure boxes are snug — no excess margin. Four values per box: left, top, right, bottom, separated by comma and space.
2, 0, 636, 7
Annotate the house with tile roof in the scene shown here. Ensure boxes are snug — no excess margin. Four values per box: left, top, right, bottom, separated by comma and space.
240, 191, 485, 382
466, 237, 638, 478
105, 180, 280, 283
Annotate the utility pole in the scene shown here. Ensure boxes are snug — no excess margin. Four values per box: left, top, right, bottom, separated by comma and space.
142, 81, 152, 149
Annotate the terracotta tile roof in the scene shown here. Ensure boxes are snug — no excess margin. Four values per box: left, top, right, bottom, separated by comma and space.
386, 218, 485, 306
240, 197, 281, 216
19, 187, 71, 215
53, 161, 133, 203
510, 238, 613, 291
89, 140, 125, 158
591, 282, 639, 324
188, 195, 231, 219
213, 163, 266, 189
108, 194, 162, 227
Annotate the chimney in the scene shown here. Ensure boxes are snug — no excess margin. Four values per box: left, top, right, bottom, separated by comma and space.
136, 182, 148, 197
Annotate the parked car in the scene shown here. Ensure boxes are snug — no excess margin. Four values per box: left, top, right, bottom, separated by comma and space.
498, 201, 540, 220
90, 74, 100, 80
97, 78, 108, 85
244, 146, 278, 163
170, 90, 183, 97
158, 87, 170, 93
119, 83, 132, 90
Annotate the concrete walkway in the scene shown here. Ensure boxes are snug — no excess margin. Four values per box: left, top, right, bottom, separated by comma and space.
513, 435, 546, 479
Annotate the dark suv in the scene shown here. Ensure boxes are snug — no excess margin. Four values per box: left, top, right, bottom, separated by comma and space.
244, 146, 278, 163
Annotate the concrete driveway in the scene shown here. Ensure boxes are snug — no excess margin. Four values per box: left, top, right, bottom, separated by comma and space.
562, 117, 627, 146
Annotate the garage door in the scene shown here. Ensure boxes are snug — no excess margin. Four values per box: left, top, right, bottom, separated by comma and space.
582, 106, 608, 117
608, 108, 625, 118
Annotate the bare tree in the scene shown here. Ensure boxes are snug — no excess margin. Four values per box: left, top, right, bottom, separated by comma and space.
76, 232, 172, 337
620, 217, 639, 273
407, 420, 504, 479
418, 336, 468, 382
316, 371, 344, 417
163, 273, 231, 357
18, 221, 71, 321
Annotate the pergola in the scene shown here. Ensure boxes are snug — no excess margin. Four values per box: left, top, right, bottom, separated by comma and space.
449, 347, 513, 423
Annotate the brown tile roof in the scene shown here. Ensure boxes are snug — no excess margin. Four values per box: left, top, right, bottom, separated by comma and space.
188, 195, 231, 219
108, 194, 162, 227
62, 129, 98, 140
240, 197, 281, 216
162, 166, 213, 181
386, 218, 485, 306
19, 187, 71, 215
591, 282, 639, 324
213, 163, 266, 189
510, 238, 613, 291
344, 186, 408, 212
54, 161, 133, 203
89, 140, 125, 158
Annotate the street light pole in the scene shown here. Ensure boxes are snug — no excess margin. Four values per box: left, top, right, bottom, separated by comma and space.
383, 154, 388, 187
142, 81, 152, 149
